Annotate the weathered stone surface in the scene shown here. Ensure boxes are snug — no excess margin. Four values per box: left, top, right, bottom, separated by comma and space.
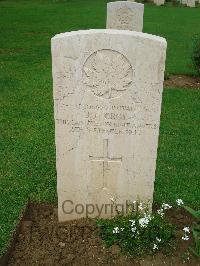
154, 0, 165, 6
187, 0, 195, 7
107, 1, 144, 32
51, 29, 167, 221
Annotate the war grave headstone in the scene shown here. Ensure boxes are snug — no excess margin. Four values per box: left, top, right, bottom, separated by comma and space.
51, 29, 167, 221
107, 1, 144, 32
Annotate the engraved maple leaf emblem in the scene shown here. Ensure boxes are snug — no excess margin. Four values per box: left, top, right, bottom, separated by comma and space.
116, 8, 134, 29
83, 49, 133, 99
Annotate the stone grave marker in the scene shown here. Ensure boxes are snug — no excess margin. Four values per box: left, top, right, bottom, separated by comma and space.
154, 0, 165, 6
106, 1, 144, 32
187, 0, 195, 7
51, 29, 167, 221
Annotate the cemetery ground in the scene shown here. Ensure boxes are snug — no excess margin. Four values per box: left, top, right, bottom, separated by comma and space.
0, 0, 200, 264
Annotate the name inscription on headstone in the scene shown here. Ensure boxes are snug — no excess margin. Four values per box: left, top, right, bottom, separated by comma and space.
55, 101, 157, 136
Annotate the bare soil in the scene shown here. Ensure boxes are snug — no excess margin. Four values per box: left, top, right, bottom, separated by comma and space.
164, 75, 200, 89
6, 204, 200, 266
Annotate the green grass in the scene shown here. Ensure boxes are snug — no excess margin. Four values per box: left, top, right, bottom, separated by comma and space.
144, 3, 200, 75
0, 0, 200, 257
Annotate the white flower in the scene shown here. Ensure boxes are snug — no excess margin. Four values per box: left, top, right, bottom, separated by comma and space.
138, 203, 144, 210
182, 235, 189, 241
120, 227, 124, 231
144, 213, 152, 220
161, 203, 172, 210
182, 227, 190, 241
129, 219, 135, 226
113, 227, 119, 234
138, 213, 152, 228
156, 237, 161, 242
132, 201, 136, 204
153, 244, 158, 250
157, 209, 164, 217
183, 227, 190, 233
131, 226, 137, 233
176, 199, 184, 206
157, 203, 172, 217
139, 217, 149, 228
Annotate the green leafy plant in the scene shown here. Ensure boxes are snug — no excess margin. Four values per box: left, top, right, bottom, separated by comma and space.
96, 203, 175, 257
191, 35, 200, 76
184, 206, 200, 257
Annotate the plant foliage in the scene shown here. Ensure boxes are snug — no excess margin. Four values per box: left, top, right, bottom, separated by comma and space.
184, 206, 200, 257
191, 35, 200, 76
96, 209, 175, 257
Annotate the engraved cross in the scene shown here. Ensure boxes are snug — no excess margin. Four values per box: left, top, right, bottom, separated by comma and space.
89, 139, 122, 188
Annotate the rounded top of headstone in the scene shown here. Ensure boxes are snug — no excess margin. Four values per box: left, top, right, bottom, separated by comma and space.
107, 1, 144, 10
52, 29, 167, 48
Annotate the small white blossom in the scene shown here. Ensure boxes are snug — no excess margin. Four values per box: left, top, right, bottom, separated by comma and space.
131, 226, 137, 233
138, 203, 144, 210
144, 213, 152, 221
139, 217, 149, 228
153, 244, 158, 250
182, 235, 189, 241
120, 227, 124, 231
138, 213, 152, 228
183, 227, 190, 233
182, 227, 190, 241
176, 199, 184, 206
161, 203, 172, 210
157, 209, 164, 217
113, 227, 119, 234
157, 204, 172, 217
156, 237, 161, 242
129, 219, 135, 226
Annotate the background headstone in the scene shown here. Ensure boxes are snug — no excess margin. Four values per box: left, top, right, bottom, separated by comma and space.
154, 0, 165, 5
107, 1, 144, 32
187, 0, 195, 7
52, 29, 167, 221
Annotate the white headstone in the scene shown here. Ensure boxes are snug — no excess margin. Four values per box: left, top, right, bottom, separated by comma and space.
154, 0, 165, 5
187, 0, 195, 7
52, 29, 167, 222
107, 1, 144, 32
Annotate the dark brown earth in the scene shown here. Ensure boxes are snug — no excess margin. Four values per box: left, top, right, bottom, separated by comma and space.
6, 204, 200, 266
164, 74, 200, 89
